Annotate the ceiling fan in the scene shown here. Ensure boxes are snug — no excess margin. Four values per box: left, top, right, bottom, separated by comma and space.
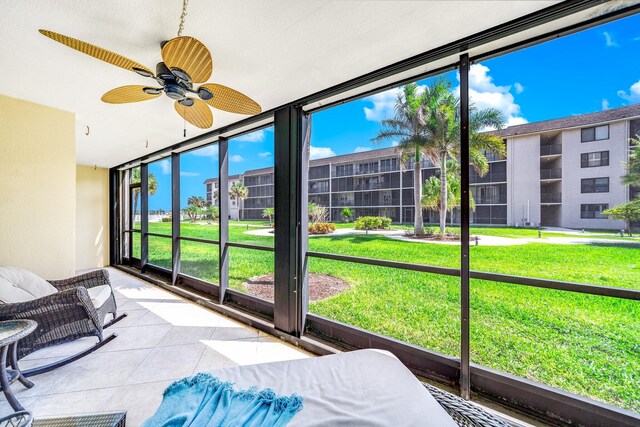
38, 24, 261, 130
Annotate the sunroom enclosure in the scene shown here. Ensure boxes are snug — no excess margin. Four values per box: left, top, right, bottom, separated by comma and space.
110, 2, 640, 426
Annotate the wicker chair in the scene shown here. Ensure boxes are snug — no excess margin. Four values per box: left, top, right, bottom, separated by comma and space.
423, 382, 510, 427
0, 269, 126, 375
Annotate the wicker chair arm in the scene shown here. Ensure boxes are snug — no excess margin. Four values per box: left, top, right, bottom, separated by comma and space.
0, 287, 103, 336
48, 269, 110, 292
422, 382, 509, 427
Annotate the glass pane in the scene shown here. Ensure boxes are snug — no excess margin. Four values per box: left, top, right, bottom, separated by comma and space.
180, 240, 219, 284
180, 144, 219, 239
132, 231, 141, 259
308, 258, 460, 357
132, 191, 141, 229
148, 236, 172, 269
228, 246, 274, 303
228, 127, 275, 247
595, 125, 609, 140
470, 12, 640, 411
471, 281, 640, 412
148, 158, 172, 232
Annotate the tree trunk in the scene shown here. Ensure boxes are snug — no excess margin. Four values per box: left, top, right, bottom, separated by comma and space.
414, 160, 424, 235
439, 154, 447, 233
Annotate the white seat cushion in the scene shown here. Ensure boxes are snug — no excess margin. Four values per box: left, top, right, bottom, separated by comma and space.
0, 266, 58, 303
86, 285, 112, 308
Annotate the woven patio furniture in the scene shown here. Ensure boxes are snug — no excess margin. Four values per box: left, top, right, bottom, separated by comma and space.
31, 412, 126, 427
423, 382, 510, 427
0, 410, 33, 427
0, 269, 126, 375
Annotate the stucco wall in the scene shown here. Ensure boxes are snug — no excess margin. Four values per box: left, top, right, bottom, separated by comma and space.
76, 165, 110, 270
507, 134, 541, 226
0, 94, 76, 278
561, 122, 627, 229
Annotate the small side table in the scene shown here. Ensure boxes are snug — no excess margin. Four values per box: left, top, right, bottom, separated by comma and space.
32, 412, 126, 427
0, 320, 37, 411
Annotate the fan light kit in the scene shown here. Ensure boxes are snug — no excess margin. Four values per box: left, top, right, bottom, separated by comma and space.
39, 0, 261, 130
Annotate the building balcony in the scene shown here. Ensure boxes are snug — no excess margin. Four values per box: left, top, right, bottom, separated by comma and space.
540, 168, 562, 180
541, 192, 562, 203
540, 145, 562, 156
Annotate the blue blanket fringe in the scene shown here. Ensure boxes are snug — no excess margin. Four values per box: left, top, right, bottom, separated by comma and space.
142, 373, 303, 427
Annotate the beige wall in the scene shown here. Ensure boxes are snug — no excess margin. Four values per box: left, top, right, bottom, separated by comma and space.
507, 134, 541, 226
0, 94, 76, 279
76, 166, 110, 270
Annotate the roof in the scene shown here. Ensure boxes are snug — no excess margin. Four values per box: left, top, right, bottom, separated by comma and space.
309, 147, 400, 166
493, 104, 640, 138
203, 174, 241, 184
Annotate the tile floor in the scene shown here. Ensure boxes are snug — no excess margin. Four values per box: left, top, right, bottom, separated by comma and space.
0, 268, 311, 425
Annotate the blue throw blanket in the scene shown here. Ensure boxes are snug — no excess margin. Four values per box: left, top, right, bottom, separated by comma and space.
141, 373, 303, 427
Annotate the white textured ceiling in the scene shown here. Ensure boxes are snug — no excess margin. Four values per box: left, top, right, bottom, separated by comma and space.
0, 0, 560, 167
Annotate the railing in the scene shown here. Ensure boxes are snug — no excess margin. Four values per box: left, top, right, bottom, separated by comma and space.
541, 193, 562, 203
540, 145, 562, 156
540, 168, 562, 179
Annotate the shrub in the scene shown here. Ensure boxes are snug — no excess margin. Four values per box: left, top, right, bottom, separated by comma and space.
308, 222, 336, 235
160, 216, 172, 223
354, 216, 392, 230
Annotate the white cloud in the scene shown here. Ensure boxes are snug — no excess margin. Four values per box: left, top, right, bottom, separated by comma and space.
602, 99, 610, 110
309, 146, 336, 160
617, 80, 640, 103
514, 83, 524, 94
456, 64, 527, 128
258, 151, 272, 158
190, 145, 218, 157
159, 159, 171, 175
230, 155, 244, 162
235, 130, 265, 142
180, 171, 200, 177
391, 141, 399, 147
353, 146, 372, 153
363, 88, 401, 121
603, 31, 618, 47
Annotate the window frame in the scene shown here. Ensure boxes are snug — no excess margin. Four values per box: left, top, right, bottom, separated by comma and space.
581, 177, 609, 193
580, 124, 609, 143
580, 151, 609, 168
580, 203, 609, 219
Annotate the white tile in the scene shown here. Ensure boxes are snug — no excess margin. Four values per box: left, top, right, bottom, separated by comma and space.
193, 347, 240, 373
21, 337, 102, 360
96, 324, 172, 353
55, 348, 152, 393
0, 396, 39, 415
28, 388, 118, 417
102, 380, 172, 426
125, 343, 206, 385
156, 326, 215, 347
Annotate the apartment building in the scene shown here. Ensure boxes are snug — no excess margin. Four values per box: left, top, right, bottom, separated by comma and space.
205, 104, 639, 229
204, 174, 242, 220
497, 104, 639, 229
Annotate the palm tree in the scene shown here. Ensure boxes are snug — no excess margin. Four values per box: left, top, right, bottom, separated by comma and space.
622, 136, 640, 187
372, 83, 442, 234
229, 182, 248, 212
422, 160, 476, 225
187, 196, 206, 209
213, 190, 220, 206
205, 205, 219, 223
262, 207, 275, 227
131, 167, 158, 224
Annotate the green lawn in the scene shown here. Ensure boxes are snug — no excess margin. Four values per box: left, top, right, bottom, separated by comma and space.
132, 221, 640, 411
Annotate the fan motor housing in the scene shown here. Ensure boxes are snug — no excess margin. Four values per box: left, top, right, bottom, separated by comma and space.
165, 84, 186, 101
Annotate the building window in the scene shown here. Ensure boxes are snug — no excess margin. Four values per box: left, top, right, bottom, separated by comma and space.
580, 151, 609, 168
581, 125, 609, 142
580, 204, 608, 219
581, 177, 609, 193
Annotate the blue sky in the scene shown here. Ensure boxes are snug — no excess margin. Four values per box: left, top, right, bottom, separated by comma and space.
148, 13, 640, 211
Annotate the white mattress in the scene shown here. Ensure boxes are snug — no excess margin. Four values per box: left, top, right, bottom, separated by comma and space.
206, 349, 457, 426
